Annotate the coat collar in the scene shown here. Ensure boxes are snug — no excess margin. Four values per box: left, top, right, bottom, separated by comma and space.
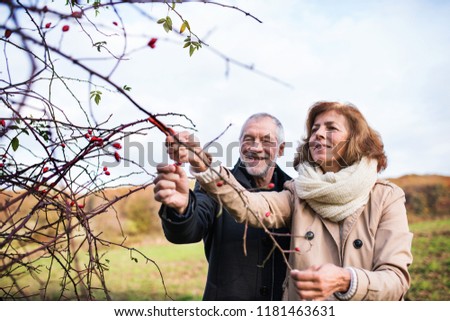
316, 204, 366, 250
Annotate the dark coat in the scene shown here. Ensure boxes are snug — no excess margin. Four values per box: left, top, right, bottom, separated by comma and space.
159, 160, 291, 300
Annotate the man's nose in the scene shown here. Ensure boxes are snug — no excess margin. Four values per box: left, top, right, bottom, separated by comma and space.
248, 139, 264, 151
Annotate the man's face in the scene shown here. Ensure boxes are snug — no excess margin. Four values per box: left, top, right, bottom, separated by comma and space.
239, 117, 284, 178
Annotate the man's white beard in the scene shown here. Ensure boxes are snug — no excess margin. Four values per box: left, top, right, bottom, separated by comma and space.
241, 155, 277, 178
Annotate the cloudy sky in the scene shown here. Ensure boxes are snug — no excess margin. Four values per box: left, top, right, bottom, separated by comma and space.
3, 0, 450, 181
116, 0, 450, 179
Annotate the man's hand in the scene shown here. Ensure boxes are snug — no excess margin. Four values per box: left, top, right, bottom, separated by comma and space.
153, 163, 190, 214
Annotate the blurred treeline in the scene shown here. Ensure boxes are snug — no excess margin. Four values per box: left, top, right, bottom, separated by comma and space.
1, 175, 448, 244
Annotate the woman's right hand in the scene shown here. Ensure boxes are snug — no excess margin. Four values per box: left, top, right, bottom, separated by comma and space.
166, 131, 210, 172
290, 264, 352, 301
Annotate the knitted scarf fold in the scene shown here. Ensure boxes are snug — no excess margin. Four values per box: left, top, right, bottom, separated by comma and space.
294, 157, 378, 222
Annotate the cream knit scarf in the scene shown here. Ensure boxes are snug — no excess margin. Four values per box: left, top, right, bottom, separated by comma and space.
294, 157, 378, 222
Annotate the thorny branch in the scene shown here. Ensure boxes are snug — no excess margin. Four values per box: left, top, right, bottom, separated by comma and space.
0, 0, 291, 300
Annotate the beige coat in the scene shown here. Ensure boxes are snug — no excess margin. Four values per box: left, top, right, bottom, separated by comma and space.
196, 166, 413, 300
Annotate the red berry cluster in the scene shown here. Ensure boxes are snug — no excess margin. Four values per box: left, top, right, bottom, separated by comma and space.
112, 141, 122, 162
69, 201, 84, 209
42, 7, 83, 33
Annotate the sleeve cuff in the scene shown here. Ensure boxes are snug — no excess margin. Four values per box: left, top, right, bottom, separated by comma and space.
159, 191, 195, 223
189, 163, 222, 184
334, 267, 358, 301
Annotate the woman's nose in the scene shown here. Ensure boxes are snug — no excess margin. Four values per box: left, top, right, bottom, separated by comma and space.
314, 126, 326, 139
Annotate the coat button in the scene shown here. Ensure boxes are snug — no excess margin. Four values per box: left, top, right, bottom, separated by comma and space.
353, 239, 363, 249
260, 286, 269, 297
305, 231, 314, 241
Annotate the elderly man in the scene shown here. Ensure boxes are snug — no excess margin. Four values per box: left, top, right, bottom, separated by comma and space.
154, 113, 291, 300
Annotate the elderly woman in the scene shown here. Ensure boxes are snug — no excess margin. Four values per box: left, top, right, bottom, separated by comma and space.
154, 101, 413, 301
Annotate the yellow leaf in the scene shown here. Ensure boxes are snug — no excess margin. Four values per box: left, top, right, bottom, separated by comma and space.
180, 21, 187, 34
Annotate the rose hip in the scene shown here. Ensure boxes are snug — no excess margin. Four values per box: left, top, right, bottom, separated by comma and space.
148, 38, 157, 49
112, 142, 122, 149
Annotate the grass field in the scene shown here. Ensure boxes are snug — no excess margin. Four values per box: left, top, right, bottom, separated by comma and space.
406, 218, 450, 300
110, 217, 450, 301
2, 218, 448, 301
104, 242, 207, 301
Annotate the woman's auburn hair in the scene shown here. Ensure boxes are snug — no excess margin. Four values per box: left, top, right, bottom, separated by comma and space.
293, 101, 388, 173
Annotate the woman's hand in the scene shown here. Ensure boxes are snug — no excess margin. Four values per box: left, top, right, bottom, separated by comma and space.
290, 263, 351, 301
166, 131, 210, 172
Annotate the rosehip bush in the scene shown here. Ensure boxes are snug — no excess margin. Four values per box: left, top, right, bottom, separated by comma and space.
0, 0, 210, 301
0, 0, 279, 301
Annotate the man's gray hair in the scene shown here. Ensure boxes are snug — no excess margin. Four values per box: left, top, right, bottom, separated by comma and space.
239, 113, 285, 144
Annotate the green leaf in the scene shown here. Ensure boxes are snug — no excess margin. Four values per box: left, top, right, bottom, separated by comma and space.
123, 85, 132, 91
157, 18, 166, 24
184, 20, 191, 31
166, 16, 173, 30
90, 90, 102, 105
93, 41, 107, 52
193, 41, 202, 49
11, 137, 19, 151
183, 41, 191, 48
189, 45, 195, 56
163, 21, 171, 33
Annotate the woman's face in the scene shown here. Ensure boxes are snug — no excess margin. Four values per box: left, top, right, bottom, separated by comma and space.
308, 110, 350, 172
